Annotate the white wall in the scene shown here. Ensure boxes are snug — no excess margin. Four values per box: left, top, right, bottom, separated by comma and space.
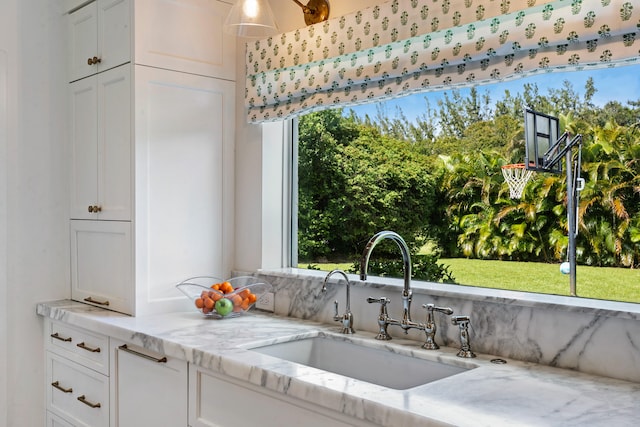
1, 1, 69, 425
0, 5, 12, 423
234, 0, 382, 272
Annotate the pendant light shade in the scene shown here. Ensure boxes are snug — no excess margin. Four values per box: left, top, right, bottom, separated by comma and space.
223, 0, 278, 38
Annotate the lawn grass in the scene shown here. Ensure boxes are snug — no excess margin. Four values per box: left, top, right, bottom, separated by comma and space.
299, 259, 640, 303
440, 258, 640, 303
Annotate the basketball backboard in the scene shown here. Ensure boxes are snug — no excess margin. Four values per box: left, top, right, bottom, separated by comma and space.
524, 108, 563, 174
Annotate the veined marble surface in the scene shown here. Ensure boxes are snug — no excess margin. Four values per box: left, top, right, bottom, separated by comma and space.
38, 300, 640, 427
251, 268, 640, 383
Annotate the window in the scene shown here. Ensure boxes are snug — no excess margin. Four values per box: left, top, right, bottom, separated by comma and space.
293, 65, 640, 304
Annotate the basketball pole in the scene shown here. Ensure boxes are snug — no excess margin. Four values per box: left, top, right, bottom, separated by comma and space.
566, 142, 577, 296
563, 133, 583, 297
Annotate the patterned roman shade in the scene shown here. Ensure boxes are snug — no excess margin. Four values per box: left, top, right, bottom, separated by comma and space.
245, 0, 639, 123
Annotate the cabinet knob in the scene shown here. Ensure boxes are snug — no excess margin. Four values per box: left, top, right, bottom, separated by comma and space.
87, 56, 102, 65
87, 205, 102, 213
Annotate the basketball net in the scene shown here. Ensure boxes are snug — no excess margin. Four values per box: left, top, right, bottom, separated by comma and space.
501, 164, 533, 199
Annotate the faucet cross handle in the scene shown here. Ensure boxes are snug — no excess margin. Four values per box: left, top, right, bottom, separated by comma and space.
366, 297, 393, 340
451, 315, 476, 358
421, 304, 454, 350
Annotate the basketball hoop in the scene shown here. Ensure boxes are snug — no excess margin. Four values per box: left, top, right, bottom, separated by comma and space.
501, 163, 534, 199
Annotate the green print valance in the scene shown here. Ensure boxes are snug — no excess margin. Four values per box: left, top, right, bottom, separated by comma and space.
245, 0, 639, 123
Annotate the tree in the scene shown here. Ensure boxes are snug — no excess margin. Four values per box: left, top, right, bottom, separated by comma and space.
298, 111, 437, 260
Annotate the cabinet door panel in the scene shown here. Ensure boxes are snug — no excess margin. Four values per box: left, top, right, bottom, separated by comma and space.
70, 75, 98, 220
70, 220, 133, 314
133, 65, 234, 315
98, 64, 131, 220
112, 341, 187, 426
68, 1, 97, 82
134, 0, 235, 80
98, 0, 131, 73
189, 367, 364, 427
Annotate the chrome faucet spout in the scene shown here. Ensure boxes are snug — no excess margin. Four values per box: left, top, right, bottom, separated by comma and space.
323, 269, 355, 334
360, 231, 413, 324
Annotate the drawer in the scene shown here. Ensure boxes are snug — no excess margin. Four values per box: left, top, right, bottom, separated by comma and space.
46, 319, 109, 375
46, 410, 75, 427
46, 352, 109, 427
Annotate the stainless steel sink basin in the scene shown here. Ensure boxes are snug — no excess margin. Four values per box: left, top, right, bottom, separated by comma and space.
248, 335, 474, 390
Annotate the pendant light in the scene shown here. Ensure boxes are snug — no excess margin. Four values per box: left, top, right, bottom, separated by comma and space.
224, 0, 331, 38
223, 0, 279, 38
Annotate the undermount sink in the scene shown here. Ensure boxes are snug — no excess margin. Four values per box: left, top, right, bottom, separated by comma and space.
248, 334, 474, 390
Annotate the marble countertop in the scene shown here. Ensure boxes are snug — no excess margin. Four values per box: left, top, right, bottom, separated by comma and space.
37, 300, 640, 427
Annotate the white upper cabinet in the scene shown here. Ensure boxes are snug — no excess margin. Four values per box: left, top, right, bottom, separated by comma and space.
134, 0, 236, 81
67, 0, 235, 83
67, 0, 131, 82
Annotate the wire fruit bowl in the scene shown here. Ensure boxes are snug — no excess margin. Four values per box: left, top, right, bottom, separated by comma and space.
176, 276, 272, 318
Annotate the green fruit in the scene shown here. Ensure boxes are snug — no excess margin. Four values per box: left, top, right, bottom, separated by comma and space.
214, 298, 234, 316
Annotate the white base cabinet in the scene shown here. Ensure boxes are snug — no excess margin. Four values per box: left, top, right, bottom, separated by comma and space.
110, 339, 188, 427
45, 320, 110, 427
44, 318, 377, 427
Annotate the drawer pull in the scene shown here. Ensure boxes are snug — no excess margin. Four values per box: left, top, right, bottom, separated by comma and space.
50, 332, 72, 342
119, 344, 167, 363
77, 395, 101, 409
77, 342, 101, 353
84, 296, 110, 306
51, 381, 73, 394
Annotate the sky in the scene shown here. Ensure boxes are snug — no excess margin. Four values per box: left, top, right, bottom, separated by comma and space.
346, 63, 640, 124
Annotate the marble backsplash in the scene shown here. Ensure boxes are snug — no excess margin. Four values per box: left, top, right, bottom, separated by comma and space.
248, 268, 640, 383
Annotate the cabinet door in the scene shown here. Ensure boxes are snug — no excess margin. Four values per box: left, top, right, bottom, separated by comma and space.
97, 0, 131, 73
70, 65, 131, 221
134, 0, 235, 80
111, 340, 188, 427
97, 64, 131, 221
68, 0, 130, 82
70, 220, 133, 314
68, 0, 98, 82
133, 65, 234, 315
69, 74, 99, 220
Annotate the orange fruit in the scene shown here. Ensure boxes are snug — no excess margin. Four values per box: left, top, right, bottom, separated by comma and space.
220, 282, 233, 294
195, 298, 204, 309
204, 297, 214, 309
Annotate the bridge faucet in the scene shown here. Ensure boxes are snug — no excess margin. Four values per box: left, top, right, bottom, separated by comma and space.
322, 269, 355, 334
360, 231, 416, 333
